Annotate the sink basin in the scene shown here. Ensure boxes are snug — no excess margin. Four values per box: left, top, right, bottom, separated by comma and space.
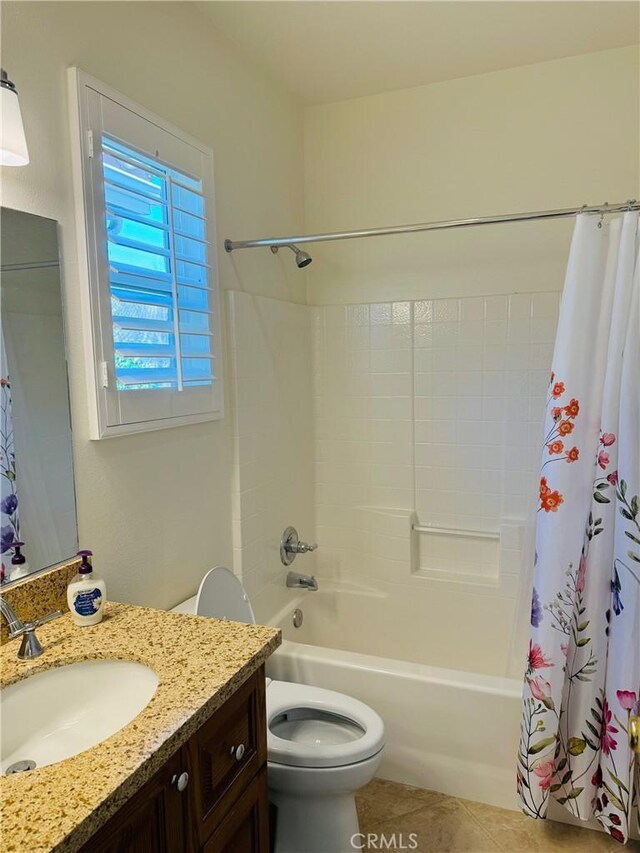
0, 660, 158, 774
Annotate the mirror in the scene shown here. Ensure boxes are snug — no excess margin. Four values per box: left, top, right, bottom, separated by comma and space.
0, 208, 78, 585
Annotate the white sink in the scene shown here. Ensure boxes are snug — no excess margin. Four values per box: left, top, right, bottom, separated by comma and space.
0, 659, 158, 774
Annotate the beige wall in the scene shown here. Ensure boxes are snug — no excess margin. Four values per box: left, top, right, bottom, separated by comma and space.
304, 46, 640, 305
1, 2, 305, 607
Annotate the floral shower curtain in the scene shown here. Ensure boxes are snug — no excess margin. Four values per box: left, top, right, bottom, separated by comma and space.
1, 331, 20, 579
518, 211, 639, 843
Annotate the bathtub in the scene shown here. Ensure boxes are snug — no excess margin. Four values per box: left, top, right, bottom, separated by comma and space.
265, 584, 522, 811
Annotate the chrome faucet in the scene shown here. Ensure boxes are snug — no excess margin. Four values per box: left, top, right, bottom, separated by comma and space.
286, 570, 319, 592
0, 596, 23, 635
280, 526, 318, 566
0, 596, 63, 660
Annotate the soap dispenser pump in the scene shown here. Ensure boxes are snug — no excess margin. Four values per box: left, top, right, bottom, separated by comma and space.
9, 541, 30, 581
67, 549, 107, 626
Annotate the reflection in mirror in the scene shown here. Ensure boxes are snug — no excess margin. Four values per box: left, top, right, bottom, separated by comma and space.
0, 208, 78, 585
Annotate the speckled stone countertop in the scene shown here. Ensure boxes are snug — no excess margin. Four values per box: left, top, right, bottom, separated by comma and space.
0, 602, 281, 853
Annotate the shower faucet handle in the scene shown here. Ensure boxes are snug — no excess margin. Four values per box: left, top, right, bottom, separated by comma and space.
280, 526, 318, 566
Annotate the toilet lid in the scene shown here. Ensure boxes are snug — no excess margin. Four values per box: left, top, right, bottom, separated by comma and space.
195, 567, 256, 624
266, 680, 385, 768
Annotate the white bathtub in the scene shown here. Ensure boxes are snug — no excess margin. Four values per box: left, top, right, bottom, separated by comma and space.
266, 584, 522, 811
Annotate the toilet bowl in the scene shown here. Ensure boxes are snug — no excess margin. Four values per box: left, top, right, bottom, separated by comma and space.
171, 567, 385, 853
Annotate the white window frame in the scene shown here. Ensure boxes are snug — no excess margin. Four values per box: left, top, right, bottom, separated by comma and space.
68, 68, 224, 439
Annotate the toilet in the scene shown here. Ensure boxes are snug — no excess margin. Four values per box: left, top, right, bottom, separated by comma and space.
172, 567, 385, 853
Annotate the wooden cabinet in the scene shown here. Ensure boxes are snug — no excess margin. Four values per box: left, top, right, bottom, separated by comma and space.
187, 672, 266, 849
79, 668, 268, 853
78, 751, 186, 853
202, 770, 269, 853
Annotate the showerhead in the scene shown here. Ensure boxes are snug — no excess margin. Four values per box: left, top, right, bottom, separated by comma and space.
294, 247, 313, 268
270, 244, 313, 268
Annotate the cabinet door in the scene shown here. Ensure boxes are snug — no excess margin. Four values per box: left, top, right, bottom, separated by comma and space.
201, 769, 269, 853
188, 668, 267, 847
78, 750, 187, 853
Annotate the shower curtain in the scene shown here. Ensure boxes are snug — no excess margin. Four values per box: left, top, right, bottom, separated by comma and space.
0, 330, 20, 579
518, 211, 639, 843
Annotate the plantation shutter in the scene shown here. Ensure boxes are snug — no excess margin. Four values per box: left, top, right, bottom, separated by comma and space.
72, 71, 223, 437
103, 137, 213, 390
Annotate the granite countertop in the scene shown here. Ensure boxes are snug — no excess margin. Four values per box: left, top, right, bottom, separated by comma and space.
0, 602, 281, 853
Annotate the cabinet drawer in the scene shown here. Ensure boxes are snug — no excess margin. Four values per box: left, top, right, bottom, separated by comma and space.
188, 667, 266, 846
201, 769, 269, 853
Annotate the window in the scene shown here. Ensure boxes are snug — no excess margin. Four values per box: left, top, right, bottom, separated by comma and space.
69, 69, 223, 438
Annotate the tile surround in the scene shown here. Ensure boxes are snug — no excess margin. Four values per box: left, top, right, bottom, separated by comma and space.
227, 292, 316, 615
228, 290, 560, 634
313, 292, 560, 587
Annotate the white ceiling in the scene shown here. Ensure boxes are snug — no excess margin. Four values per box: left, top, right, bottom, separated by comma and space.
201, 1, 640, 104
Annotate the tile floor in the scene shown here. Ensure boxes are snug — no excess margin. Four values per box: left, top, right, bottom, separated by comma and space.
355, 779, 640, 852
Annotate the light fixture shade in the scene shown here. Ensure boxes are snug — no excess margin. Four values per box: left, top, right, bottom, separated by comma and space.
0, 82, 29, 166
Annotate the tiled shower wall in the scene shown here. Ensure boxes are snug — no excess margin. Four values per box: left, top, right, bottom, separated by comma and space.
227, 291, 315, 618
313, 292, 560, 584
228, 290, 560, 606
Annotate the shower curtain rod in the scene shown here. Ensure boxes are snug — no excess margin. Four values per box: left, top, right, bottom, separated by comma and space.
224, 199, 639, 253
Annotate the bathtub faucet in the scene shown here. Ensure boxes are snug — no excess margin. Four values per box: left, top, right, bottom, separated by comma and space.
280, 526, 318, 566
286, 570, 319, 591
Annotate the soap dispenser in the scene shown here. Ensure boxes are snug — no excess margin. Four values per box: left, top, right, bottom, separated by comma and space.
9, 541, 30, 581
67, 549, 106, 626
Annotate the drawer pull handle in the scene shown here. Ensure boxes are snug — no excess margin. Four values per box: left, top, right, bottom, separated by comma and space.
229, 743, 245, 761
171, 771, 189, 792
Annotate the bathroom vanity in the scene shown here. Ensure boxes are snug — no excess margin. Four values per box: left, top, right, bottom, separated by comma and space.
79, 668, 269, 853
0, 600, 280, 853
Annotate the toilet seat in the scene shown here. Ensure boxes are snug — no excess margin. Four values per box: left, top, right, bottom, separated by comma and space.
169, 568, 385, 770
267, 680, 384, 769
195, 567, 255, 623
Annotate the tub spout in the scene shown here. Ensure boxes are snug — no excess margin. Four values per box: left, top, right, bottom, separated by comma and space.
286, 571, 318, 591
